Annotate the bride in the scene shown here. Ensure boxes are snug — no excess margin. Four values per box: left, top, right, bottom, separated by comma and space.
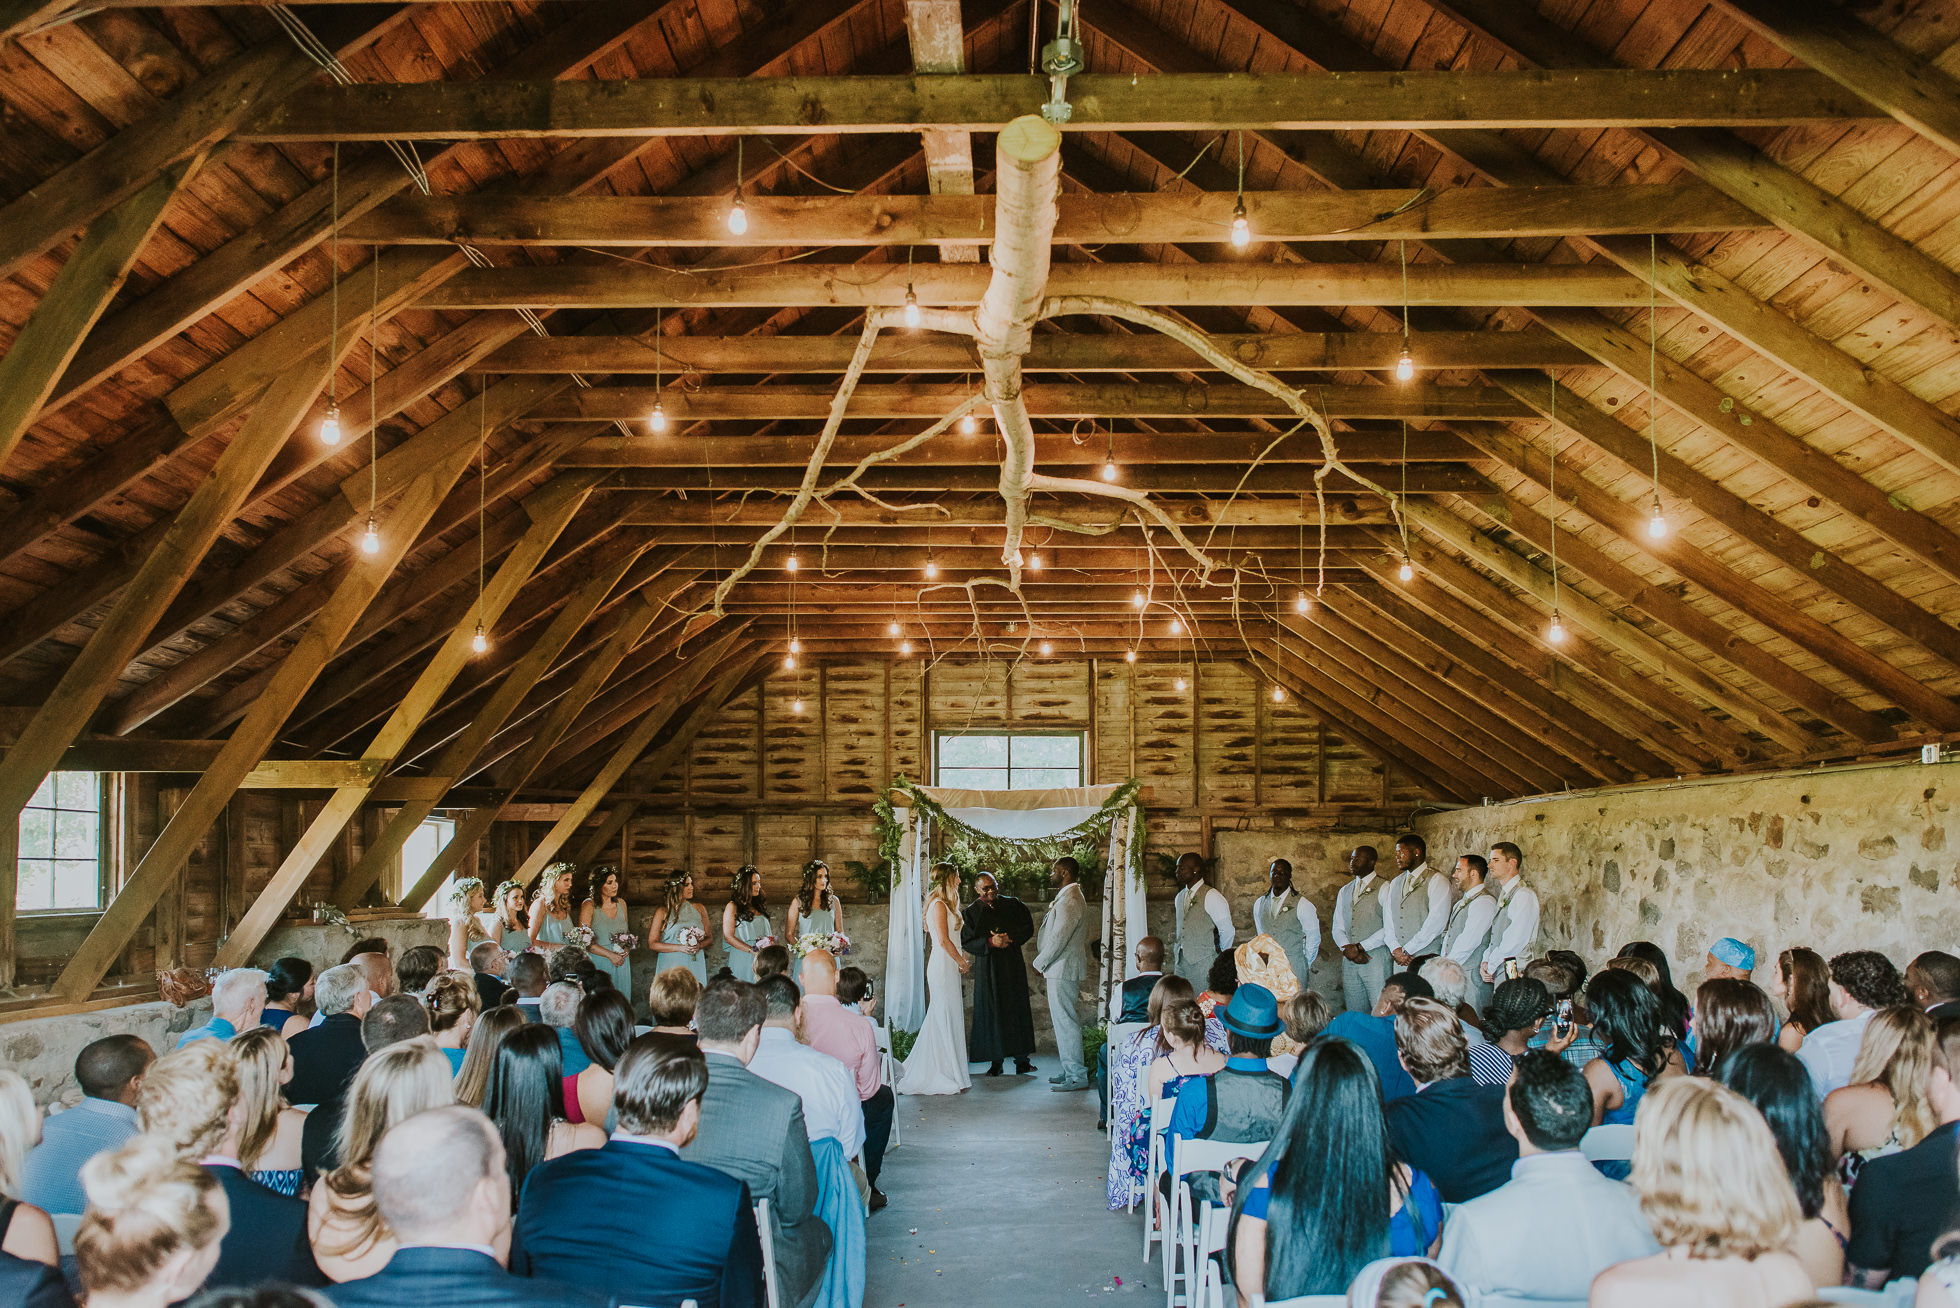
898, 861, 971, 1095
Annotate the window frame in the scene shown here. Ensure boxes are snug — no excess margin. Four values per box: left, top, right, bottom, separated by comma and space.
931, 729, 1089, 791
15, 770, 115, 917
395, 812, 460, 908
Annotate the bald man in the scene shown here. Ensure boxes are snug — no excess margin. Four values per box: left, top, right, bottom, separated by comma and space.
800, 950, 893, 1210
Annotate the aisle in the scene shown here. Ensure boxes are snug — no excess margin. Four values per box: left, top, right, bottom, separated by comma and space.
864, 1068, 1154, 1306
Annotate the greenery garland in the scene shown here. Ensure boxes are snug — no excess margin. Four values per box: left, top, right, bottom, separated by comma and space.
865, 776, 1146, 900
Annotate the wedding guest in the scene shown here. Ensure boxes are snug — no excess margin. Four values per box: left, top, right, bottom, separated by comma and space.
20, 1034, 150, 1217
1107, 977, 1225, 1212
537, 983, 591, 1077
1147, 997, 1228, 1106
1197, 948, 1238, 1018
513, 1036, 763, 1308
1615, 941, 1692, 1049
444, 879, 494, 973
800, 949, 892, 1210
1323, 971, 1431, 1102
680, 978, 831, 1308
1162, 987, 1284, 1208
650, 872, 712, 985
786, 858, 846, 941
468, 942, 511, 1012
1589, 1078, 1812, 1307
567, 988, 635, 1127
1116, 937, 1166, 1024
1417, 956, 1487, 1046
1825, 1005, 1938, 1188
1268, 992, 1331, 1078
837, 966, 877, 1019
480, 1025, 604, 1208
545, 945, 586, 989
529, 863, 577, 951
0, 1247, 69, 1308
323, 1106, 601, 1308
753, 944, 792, 982
1704, 936, 1758, 983
424, 973, 479, 1075
179, 969, 268, 1048
262, 959, 314, 1037
308, 1037, 455, 1283
1437, 1051, 1657, 1305
1908, 951, 1960, 1021
137, 1038, 319, 1290
1385, 997, 1518, 1202
451, 1004, 524, 1108
1350, 1258, 1466, 1308
1579, 967, 1684, 1178
1799, 950, 1908, 1099
491, 881, 530, 956
649, 967, 703, 1035
1716, 1044, 1851, 1289
341, 939, 391, 966
75, 1138, 227, 1308
723, 865, 773, 984
1472, 977, 1550, 1087
394, 946, 444, 1000
0, 1071, 58, 1267
1772, 947, 1834, 1054
288, 964, 374, 1175
360, 995, 429, 1054
508, 953, 547, 1022
228, 1027, 307, 1197
1846, 1017, 1960, 1287
1228, 1039, 1444, 1302
1692, 977, 1779, 1075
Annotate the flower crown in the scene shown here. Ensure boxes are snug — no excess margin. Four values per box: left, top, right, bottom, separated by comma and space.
446, 877, 484, 908
492, 879, 525, 904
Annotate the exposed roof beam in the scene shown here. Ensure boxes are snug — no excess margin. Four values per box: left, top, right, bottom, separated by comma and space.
904, 0, 978, 262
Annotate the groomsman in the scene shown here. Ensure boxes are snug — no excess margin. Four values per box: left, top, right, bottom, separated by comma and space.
1479, 842, 1541, 991
1171, 853, 1236, 991
1251, 858, 1319, 988
1439, 854, 1499, 1013
1384, 834, 1451, 970
1034, 857, 1090, 1092
1332, 846, 1390, 1012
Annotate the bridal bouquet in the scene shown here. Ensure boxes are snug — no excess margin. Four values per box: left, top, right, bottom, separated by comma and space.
792, 932, 852, 959
678, 925, 707, 952
609, 931, 639, 952
566, 925, 595, 948
828, 932, 852, 957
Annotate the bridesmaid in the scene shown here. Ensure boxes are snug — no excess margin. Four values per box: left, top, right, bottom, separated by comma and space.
722, 865, 772, 983
580, 865, 634, 994
446, 877, 493, 971
648, 871, 710, 985
529, 862, 576, 951
493, 879, 531, 954
787, 858, 844, 941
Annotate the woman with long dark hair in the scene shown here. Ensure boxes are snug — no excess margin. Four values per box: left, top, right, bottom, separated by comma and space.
723, 864, 772, 983
648, 871, 710, 985
1772, 947, 1834, 1054
578, 864, 634, 995
787, 858, 843, 940
567, 988, 636, 1128
481, 1024, 603, 1205
1715, 1043, 1850, 1289
1616, 941, 1693, 1048
261, 958, 313, 1037
1693, 978, 1779, 1077
1581, 967, 1684, 1179
1228, 1038, 1442, 1302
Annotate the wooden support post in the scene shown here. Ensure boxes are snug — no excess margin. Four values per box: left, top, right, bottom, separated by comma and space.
904, 0, 978, 263
209, 475, 602, 968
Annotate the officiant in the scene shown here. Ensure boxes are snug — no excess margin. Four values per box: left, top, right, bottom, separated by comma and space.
963, 870, 1037, 1076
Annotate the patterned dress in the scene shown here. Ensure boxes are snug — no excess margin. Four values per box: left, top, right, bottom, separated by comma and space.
1105, 1015, 1229, 1211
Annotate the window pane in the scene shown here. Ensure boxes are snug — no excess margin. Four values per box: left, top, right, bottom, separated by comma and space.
19, 771, 103, 912
28, 774, 55, 809
55, 809, 97, 859
18, 807, 53, 859
939, 735, 1008, 767
54, 860, 98, 909
54, 771, 98, 810
939, 767, 1010, 790
17, 860, 52, 912
1010, 735, 1080, 768
1011, 768, 1082, 790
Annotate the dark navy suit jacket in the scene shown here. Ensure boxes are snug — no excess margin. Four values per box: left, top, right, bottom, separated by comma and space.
513, 1138, 765, 1308
0, 1248, 72, 1308
288, 1012, 368, 1174
322, 1245, 606, 1308
1119, 973, 1161, 1024
201, 1163, 324, 1290
1383, 1074, 1520, 1203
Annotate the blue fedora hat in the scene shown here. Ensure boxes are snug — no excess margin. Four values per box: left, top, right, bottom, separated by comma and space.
1221, 983, 1284, 1039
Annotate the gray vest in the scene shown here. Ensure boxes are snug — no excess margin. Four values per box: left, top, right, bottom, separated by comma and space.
1438, 885, 1492, 960
1387, 869, 1435, 941
1487, 879, 1532, 966
1177, 886, 1221, 980
1261, 893, 1311, 985
1347, 877, 1384, 945
1202, 1064, 1290, 1141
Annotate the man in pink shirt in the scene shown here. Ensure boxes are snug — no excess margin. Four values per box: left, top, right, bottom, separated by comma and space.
799, 950, 893, 1211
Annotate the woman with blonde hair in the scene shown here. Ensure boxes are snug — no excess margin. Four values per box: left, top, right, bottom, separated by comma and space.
444, 877, 494, 971
647, 966, 702, 1035
647, 870, 710, 985
451, 1003, 524, 1108
1823, 1005, 1938, 1188
74, 1136, 228, 1308
1589, 1077, 1812, 1307
227, 1026, 307, 1197
306, 1036, 454, 1282
0, 1069, 58, 1267
528, 862, 576, 951
424, 971, 480, 1075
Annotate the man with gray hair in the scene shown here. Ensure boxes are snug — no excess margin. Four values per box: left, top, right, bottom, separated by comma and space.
1418, 955, 1488, 1047
322, 1105, 600, 1307
515, 1035, 765, 1308
539, 981, 590, 1075
290, 962, 376, 1174
175, 967, 267, 1048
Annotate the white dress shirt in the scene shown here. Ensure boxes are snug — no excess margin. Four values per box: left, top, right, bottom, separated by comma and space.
1384, 863, 1452, 955
1797, 1008, 1875, 1100
1174, 884, 1236, 955
1482, 876, 1541, 977
1438, 1150, 1660, 1308
1330, 874, 1387, 950
1441, 884, 1499, 967
747, 1025, 866, 1157
1252, 889, 1320, 972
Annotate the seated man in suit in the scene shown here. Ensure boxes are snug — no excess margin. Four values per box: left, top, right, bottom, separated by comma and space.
325, 1105, 600, 1308
363, 994, 431, 1052
470, 941, 514, 1012
682, 977, 833, 1308
514, 1035, 764, 1307
509, 953, 548, 1023
1384, 996, 1519, 1203
21, 1034, 152, 1218
289, 963, 375, 1175
1096, 936, 1167, 1127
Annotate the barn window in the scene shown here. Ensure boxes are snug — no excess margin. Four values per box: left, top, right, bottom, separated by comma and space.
402, 815, 458, 906
934, 733, 1085, 790
17, 771, 107, 913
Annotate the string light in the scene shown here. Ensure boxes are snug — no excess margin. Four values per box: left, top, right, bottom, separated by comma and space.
1548, 615, 1567, 644
923, 557, 939, 580
1174, 675, 1187, 691
1168, 617, 1183, 635
320, 404, 341, 447
785, 552, 800, 572
649, 305, 667, 432
1100, 424, 1119, 482
471, 388, 489, 657
1394, 418, 1413, 583
322, 143, 341, 446
1038, 639, 1053, 656
788, 637, 802, 655
1394, 240, 1415, 383
904, 283, 921, 328
1394, 344, 1416, 384
899, 638, 914, 656
1294, 591, 1310, 614
792, 697, 804, 713
727, 138, 748, 234
363, 247, 380, 560
1131, 589, 1145, 608
1272, 684, 1285, 703
1028, 552, 1043, 571
1124, 649, 1136, 663
1647, 506, 1669, 540
1229, 131, 1251, 248
472, 623, 488, 654
361, 519, 380, 555
783, 652, 797, 670
1398, 557, 1414, 583
1547, 373, 1566, 649
959, 409, 977, 435
887, 620, 901, 637
1645, 233, 1667, 541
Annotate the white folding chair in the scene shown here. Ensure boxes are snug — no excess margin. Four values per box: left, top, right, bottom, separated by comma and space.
1194, 1200, 1232, 1308
874, 1023, 900, 1148
51, 1212, 82, 1257
1579, 1123, 1635, 1164
1143, 1096, 1175, 1259
1255, 1297, 1346, 1307
1166, 1136, 1269, 1308
754, 1197, 781, 1308
1816, 1284, 1919, 1307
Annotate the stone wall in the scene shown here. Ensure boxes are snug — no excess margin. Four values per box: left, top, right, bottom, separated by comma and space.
1412, 759, 1960, 993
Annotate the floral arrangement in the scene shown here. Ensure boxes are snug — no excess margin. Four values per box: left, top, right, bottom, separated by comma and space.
753, 935, 778, 951
793, 932, 851, 959
678, 925, 707, 951
609, 931, 639, 952
566, 925, 595, 948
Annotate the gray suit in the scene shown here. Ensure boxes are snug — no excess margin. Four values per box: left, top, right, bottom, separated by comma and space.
683, 1050, 833, 1308
1034, 882, 1090, 1081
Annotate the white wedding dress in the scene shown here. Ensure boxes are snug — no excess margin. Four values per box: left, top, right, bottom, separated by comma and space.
898, 902, 971, 1096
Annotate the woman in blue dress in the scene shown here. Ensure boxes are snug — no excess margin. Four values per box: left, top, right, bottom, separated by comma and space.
579, 865, 634, 994
528, 862, 576, 951
492, 879, 531, 955
1228, 1037, 1444, 1303
722, 864, 772, 983
1580, 966, 1684, 1179
787, 859, 844, 943
648, 871, 710, 985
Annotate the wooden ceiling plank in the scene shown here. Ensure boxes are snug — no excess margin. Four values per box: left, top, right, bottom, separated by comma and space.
548, 650, 773, 799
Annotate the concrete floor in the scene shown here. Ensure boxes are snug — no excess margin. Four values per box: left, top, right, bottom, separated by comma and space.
865, 1062, 1158, 1307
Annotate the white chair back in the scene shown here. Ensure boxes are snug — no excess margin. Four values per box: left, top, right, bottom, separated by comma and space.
1579, 1122, 1635, 1163
1257, 1297, 1347, 1307
51, 1212, 82, 1256
1167, 1137, 1269, 1308
754, 1197, 781, 1308
1144, 1095, 1176, 1261
1816, 1284, 1919, 1307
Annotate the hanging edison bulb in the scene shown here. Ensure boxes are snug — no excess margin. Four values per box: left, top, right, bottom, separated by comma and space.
320, 404, 342, 447
1294, 591, 1309, 614
785, 552, 800, 572
1168, 617, 1184, 635
1394, 346, 1416, 384
361, 519, 381, 556
887, 620, 901, 637
1174, 675, 1188, 691
1272, 684, 1286, 703
788, 636, 802, 655
1124, 648, 1137, 664
1100, 457, 1119, 482
959, 410, 977, 435
1548, 615, 1567, 644
1229, 198, 1250, 249
1028, 553, 1043, 571
727, 194, 748, 235
792, 697, 804, 713
899, 638, 914, 656
903, 284, 921, 328
783, 652, 797, 671
1647, 506, 1669, 540
471, 622, 489, 655
649, 398, 667, 433
1131, 589, 1145, 609
1397, 557, 1415, 583
923, 557, 939, 580
1038, 639, 1053, 656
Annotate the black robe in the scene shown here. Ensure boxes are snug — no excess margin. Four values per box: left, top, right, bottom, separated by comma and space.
963, 894, 1037, 1061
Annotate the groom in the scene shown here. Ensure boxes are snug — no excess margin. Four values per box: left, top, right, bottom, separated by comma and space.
1033, 856, 1090, 1092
